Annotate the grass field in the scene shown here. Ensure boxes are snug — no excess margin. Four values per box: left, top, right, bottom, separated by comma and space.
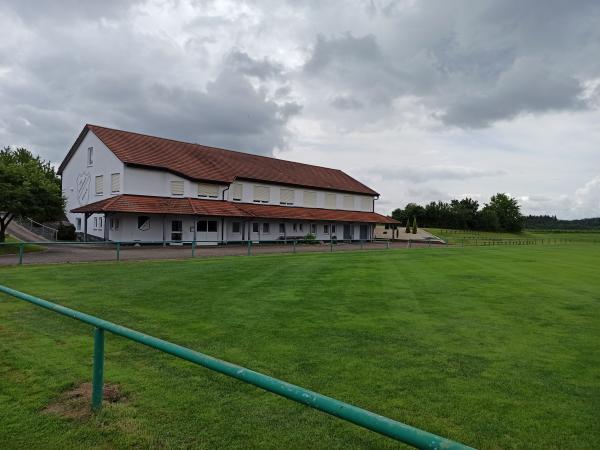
0, 235, 45, 256
427, 228, 600, 245
1, 245, 599, 449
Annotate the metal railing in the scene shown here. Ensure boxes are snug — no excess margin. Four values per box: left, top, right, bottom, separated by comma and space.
14, 216, 58, 241
0, 238, 403, 265
0, 284, 472, 449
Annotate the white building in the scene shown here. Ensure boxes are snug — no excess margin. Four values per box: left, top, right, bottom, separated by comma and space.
59, 124, 398, 243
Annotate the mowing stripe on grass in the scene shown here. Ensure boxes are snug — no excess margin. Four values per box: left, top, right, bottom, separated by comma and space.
0, 283, 472, 450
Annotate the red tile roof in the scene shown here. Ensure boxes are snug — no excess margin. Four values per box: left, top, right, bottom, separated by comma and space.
59, 124, 378, 195
71, 195, 399, 224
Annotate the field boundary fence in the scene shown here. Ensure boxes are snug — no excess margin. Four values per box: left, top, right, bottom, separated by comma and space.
0, 284, 472, 450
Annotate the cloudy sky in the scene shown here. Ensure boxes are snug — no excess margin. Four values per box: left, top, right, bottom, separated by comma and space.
1, 0, 599, 218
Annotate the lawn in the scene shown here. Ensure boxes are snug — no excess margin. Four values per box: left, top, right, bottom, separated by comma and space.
0, 235, 45, 256
0, 245, 599, 449
427, 228, 600, 245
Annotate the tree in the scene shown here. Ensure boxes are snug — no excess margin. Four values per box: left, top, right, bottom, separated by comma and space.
476, 206, 500, 231
0, 147, 65, 242
487, 193, 523, 232
405, 218, 410, 233
412, 216, 418, 234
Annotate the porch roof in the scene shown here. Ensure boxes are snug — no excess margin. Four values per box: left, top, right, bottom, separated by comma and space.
72, 194, 399, 224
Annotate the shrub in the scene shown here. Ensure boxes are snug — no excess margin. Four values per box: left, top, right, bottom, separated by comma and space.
412, 217, 418, 234
304, 233, 317, 244
57, 222, 76, 241
405, 219, 410, 233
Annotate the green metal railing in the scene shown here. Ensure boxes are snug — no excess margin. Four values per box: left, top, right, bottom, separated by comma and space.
0, 284, 472, 449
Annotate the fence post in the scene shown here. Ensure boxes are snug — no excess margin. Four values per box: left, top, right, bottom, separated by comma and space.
116, 242, 121, 261
91, 327, 105, 411
360, 240, 364, 250
18, 242, 24, 265
192, 240, 196, 257
247, 240, 252, 256
386, 240, 390, 250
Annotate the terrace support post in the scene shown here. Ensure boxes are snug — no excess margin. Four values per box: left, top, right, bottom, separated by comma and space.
91, 327, 105, 412
84, 213, 90, 243
104, 213, 110, 241
162, 215, 166, 247
18, 242, 24, 265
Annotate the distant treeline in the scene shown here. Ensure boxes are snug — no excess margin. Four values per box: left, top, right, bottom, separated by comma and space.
391, 193, 523, 232
523, 215, 600, 230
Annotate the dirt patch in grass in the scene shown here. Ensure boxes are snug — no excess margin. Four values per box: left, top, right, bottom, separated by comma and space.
43, 382, 126, 420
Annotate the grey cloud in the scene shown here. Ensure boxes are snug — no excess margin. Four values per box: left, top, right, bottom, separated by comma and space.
224, 49, 284, 80
366, 165, 506, 183
330, 95, 364, 110
304, 33, 382, 73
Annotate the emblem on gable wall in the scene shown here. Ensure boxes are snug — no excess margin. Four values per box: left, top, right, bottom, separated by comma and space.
76, 172, 91, 205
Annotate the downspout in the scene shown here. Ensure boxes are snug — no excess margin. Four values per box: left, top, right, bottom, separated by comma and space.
221, 184, 230, 243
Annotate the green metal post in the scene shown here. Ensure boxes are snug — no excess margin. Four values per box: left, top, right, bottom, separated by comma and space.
247, 240, 252, 256
91, 327, 105, 411
192, 240, 196, 257
360, 240, 364, 250
386, 240, 390, 249
330, 239, 333, 252
116, 242, 120, 261
18, 242, 24, 265
294, 240, 297, 253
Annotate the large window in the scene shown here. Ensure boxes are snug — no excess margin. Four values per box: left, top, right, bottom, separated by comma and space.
138, 216, 150, 230
324, 224, 329, 234
253, 185, 270, 203
280, 188, 294, 205
197, 220, 218, 232
361, 196, 372, 211
279, 223, 285, 234
232, 183, 243, 201
95, 175, 103, 196
304, 191, 317, 207
343, 195, 354, 210
325, 193, 336, 209
170, 180, 184, 196
111, 173, 120, 193
76, 217, 82, 231
310, 224, 317, 234
232, 222, 241, 233
252, 223, 259, 233
262, 223, 270, 233
110, 218, 120, 231
198, 183, 219, 198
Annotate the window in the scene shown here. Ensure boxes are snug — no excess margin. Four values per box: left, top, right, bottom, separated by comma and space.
95, 175, 103, 195
252, 223, 259, 233
331, 225, 336, 234
232, 183, 243, 201
361, 197, 372, 211
138, 216, 150, 230
99, 217, 103, 228
87, 147, 93, 166
111, 173, 120, 193
76, 218, 82, 231
304, 191, 317, 207
171, 180, 184, 196
279, 223, 285, 234
198, 183, 219, 198
207, 221, 217, 232
324, 224, 329, 234
280, 188, 294, 205
263, 223, 270, 233
110, 218, 120, 231
197, 221, 207, 232
93, 217, 98, 228
325, 193, 336, 209
384, 224, 390, 229
343, 195, 354, 210
232, 222, 241, 233
299, 223, 303, 232
310, 224, 317, 234
253, 185, 270, 203
292, 223, 297, 232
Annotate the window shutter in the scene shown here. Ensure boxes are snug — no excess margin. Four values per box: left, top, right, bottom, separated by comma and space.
280, 188, 294, 205
232, 183, 243, 200
95, 175, 103, 195
171, 180, 184, 196
253, 185, 270, 203
198, 183, 219, 198
343, 195, 354, 210
304, 191, 317, 207
111, 173, 120, 193
361, 197, 371, 211
325, 193, 336, 209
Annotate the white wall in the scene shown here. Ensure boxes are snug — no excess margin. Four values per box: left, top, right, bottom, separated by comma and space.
227, 180, 374, 212
61, 131, 124, 239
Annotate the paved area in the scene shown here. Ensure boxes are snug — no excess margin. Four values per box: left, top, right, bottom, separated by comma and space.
0, 240, 445, 266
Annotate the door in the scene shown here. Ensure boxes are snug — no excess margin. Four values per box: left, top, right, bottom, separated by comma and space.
171, 220, 182, 241
359, 224, 368, 240
343, 224, 353, 240
197, 219, 219, 243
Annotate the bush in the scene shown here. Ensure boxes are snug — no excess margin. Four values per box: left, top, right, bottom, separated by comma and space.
405, 219, 410, 233
57, 222, 76, 241
304, 233, 317, 244
412, 217, 418, 234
